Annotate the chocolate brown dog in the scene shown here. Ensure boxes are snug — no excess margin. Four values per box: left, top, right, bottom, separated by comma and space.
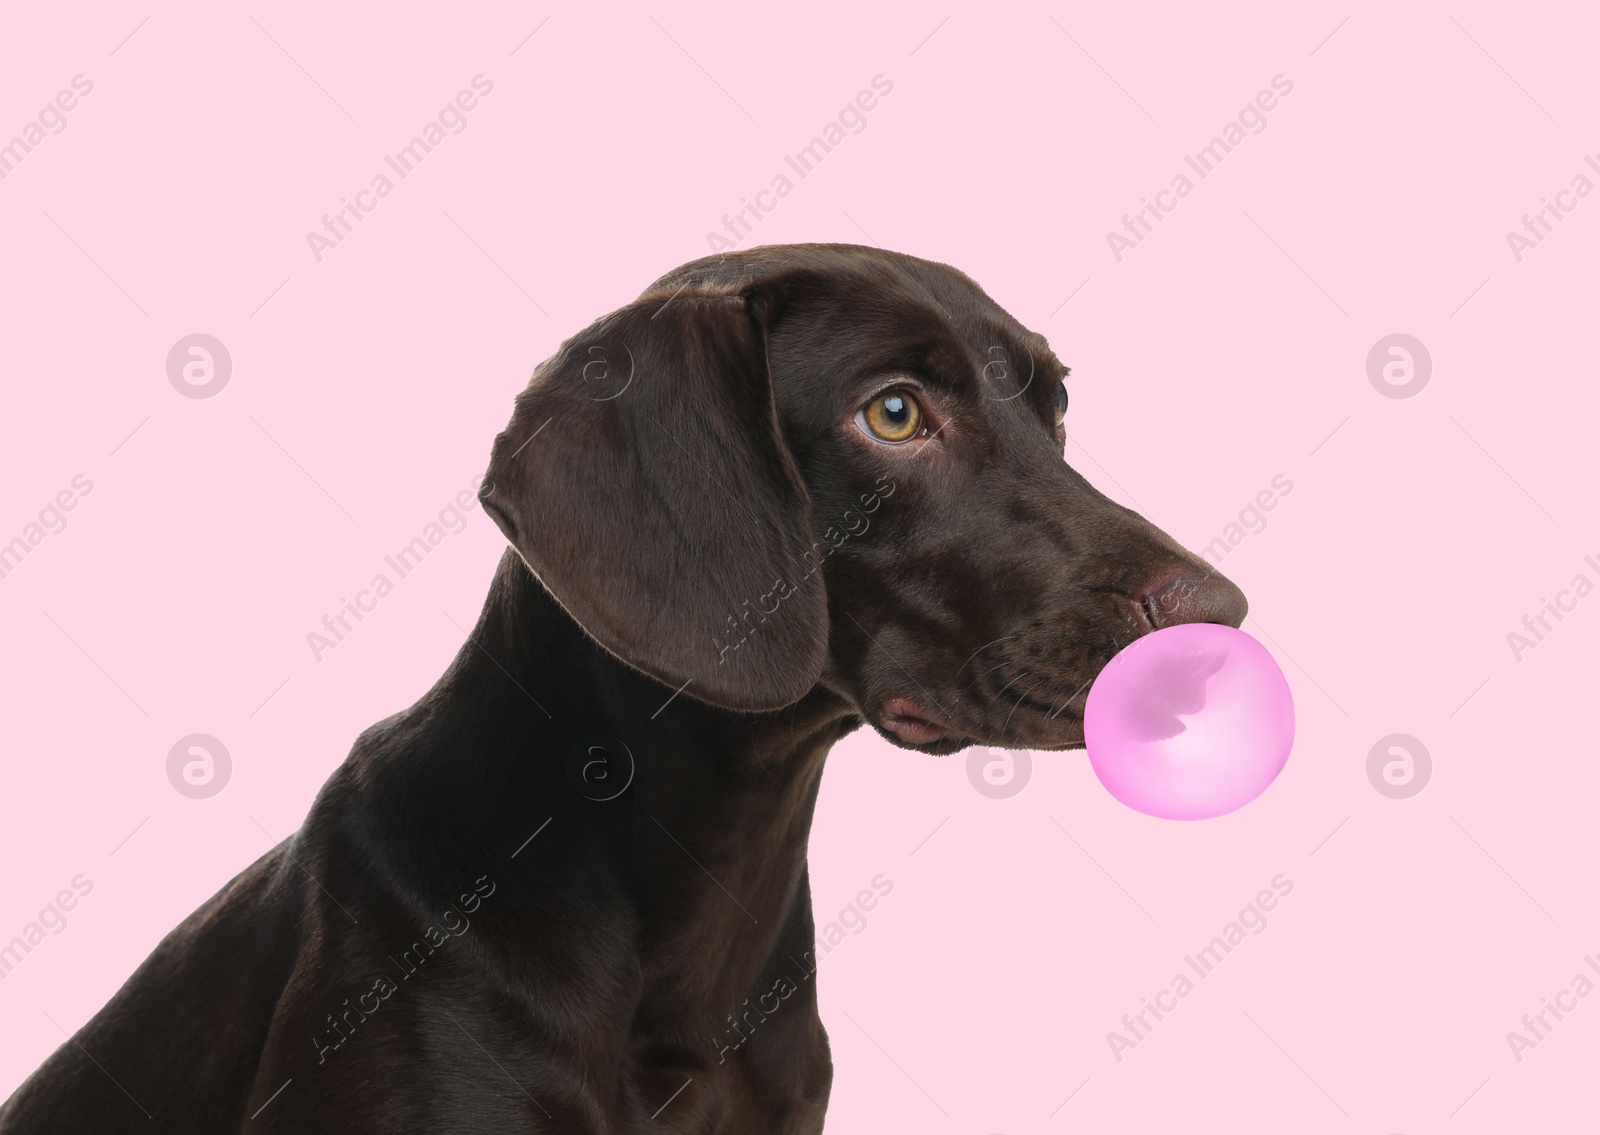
0, 244, 1244, 1132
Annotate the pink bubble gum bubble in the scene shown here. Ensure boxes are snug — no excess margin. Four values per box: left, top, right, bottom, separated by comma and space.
1084, 623, 1293, 820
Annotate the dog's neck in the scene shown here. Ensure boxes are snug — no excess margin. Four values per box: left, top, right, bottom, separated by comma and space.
358, 548, 859, 1035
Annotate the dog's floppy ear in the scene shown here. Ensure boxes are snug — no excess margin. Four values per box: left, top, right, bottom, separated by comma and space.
480, 291, 827, 712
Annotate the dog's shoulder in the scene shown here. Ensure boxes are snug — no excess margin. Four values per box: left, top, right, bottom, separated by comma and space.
0, 844, 307, 1133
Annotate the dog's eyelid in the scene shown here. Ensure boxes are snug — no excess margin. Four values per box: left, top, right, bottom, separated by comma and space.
857, 373, 927, 405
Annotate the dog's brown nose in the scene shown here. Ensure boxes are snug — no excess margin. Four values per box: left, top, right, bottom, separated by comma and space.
1134, 570, 1248, 631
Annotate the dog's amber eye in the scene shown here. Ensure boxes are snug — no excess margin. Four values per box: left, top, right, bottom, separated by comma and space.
1054, 382, 1069, 427
858, 390, 924, 443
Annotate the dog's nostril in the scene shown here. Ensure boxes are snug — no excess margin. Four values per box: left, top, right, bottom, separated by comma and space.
1134, 571, 1248, 631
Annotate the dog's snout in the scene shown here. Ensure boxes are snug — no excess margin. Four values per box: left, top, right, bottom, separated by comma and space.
1133, 569, 1248, 631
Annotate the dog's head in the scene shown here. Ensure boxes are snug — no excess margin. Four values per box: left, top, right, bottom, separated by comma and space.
481, 244, 1244, 753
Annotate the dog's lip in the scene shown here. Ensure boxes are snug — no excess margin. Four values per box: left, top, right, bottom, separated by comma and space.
879, 697, 953, 744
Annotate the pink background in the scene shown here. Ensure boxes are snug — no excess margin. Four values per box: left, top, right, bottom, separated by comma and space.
2, 2, 1595, 1129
